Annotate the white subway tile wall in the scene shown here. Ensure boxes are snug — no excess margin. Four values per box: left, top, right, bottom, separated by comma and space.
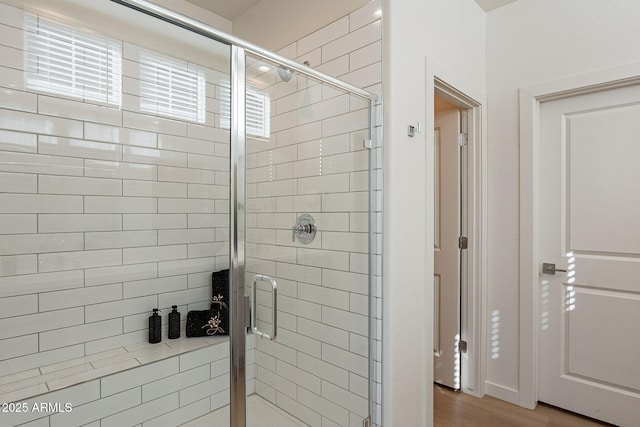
0, 0, 233, 421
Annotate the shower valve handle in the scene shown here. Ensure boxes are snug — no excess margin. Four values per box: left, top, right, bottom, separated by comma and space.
292, 223, 315, 241
291, 214, 317, 244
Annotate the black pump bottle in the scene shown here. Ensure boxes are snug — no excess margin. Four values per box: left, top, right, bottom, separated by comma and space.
149, 308, 161, 344
168, 305, 180, 339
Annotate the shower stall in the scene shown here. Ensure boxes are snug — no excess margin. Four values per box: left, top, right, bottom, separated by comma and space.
0, 0, 381, 426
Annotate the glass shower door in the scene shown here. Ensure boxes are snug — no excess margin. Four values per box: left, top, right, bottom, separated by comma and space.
238, 53, 374, 427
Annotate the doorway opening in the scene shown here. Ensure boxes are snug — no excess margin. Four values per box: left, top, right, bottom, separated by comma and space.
433, 93, 464, 390
432, 79, 485, 398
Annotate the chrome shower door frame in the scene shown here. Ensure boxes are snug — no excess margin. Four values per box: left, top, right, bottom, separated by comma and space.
230, 44, 247, 427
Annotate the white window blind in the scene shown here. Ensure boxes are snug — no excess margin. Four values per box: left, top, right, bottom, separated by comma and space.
25, 15, 122, 107
139, 51, 206, 123
220, 81, 271, 140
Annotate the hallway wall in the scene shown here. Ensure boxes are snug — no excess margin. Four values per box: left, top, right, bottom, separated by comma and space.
383, 1, 486, 426
485, 0, 640, 404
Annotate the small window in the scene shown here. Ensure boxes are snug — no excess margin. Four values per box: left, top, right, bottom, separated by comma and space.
25, 15, 122, 107
139, 50, 206, 123
220, 81, 271, 140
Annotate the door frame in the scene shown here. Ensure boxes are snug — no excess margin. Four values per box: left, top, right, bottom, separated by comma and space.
518, 61, 640, 409
433, 77, 486, 397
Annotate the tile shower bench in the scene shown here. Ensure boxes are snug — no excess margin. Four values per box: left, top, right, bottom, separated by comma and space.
0, 336, 234, 427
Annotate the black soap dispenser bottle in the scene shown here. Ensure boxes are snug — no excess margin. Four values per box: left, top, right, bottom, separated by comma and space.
168, 305, 180, 339
149, 308, 161, 344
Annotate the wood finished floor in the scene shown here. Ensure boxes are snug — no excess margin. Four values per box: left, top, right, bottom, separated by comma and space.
434, 385, 614, 427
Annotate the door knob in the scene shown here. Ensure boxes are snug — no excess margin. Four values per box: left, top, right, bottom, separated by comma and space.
542, 262, 567, 275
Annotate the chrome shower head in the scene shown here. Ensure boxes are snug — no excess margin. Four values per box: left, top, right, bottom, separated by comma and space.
277, 66, 293, 82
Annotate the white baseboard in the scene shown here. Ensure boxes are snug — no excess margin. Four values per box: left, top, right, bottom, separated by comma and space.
485, 381, 520, 406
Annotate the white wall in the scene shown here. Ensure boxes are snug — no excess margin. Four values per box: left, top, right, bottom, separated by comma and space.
485, 0, 640, 403
382, 1, 486, 426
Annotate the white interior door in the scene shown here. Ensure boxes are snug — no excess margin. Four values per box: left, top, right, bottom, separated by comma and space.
538, 84, 640, 426
434, 107, 461, 389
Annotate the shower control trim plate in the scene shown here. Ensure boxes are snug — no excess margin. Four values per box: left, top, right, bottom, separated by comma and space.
292, 214, 317, 244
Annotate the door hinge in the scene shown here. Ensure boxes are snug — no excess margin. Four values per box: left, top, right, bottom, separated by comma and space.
362, 416, 371, 427
363, 139, 372, 149
459, 340, 468, 353
458, 236, 468, 250
458, 133, 468, 147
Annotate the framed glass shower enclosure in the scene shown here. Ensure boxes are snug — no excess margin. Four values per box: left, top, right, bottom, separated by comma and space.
0, 0, 378, 425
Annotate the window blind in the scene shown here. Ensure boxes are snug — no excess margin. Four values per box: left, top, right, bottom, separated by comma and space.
139, 51, 206, 123
220, 81, 271, 140
25, 15, 122, 107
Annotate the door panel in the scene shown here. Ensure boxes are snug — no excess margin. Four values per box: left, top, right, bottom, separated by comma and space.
539, 84, 640, 426
568, 291, 640, 391
433, 107, 460, 389
567, 104, 640, 254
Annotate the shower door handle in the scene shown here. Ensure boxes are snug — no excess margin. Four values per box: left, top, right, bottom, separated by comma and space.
252, 274, 278, 340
